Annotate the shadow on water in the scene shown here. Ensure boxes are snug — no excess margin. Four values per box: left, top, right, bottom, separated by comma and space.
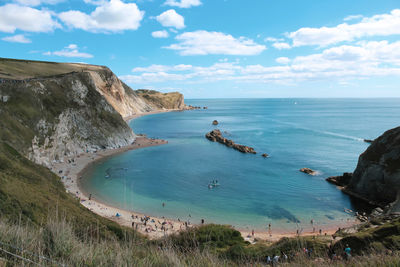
325, 214, 335, 220
257, 204, 301, 223
105, 167, 128, 179
349, 195, 376, 214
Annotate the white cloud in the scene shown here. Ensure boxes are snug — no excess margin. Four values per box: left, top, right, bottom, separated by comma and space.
83, 0, 106, 5
156, 9, 185, 29
59, 0, 144, 33
13, 0, 65, 6
133, 64, 192, 72
164, 0, 201, 8
264, 37, 283, 42
152, 30, 169, 38
122, 40, 400, 85
289, 9, 400, 47
165, 30, 266, 56
343, 14, 363, 21
276, 57, 290, 64
272, 42, 291, 50
0, 4, 60, 33
2, 34, 31, 43
43, 44, 93, 58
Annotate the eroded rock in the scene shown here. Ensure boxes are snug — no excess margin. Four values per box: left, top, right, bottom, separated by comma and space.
205, 129, 256, 154
300, 168, 317, 176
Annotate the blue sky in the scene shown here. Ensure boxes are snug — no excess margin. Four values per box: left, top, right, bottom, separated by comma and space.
1, 0, 400, 98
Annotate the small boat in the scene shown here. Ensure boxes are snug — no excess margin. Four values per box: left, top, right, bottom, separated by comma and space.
208, 180, 220, 189
105, 175, 110, 178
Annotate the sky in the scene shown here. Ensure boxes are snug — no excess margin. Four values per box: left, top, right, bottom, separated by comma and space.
1, 0, 400, 98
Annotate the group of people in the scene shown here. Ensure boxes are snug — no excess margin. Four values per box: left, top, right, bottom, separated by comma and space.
265, 252, 288, 265
328, 243, 352, 261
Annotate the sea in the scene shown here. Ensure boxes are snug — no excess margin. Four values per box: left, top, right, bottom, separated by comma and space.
81, 98, 400, 232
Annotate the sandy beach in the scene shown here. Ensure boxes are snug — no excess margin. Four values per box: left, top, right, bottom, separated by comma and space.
50, 110, 360, 241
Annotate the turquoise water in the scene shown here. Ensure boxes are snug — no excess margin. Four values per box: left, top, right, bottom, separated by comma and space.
81, 99, 400, 232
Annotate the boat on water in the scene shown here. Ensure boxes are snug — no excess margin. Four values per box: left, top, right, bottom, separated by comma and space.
208, 180, 220, 189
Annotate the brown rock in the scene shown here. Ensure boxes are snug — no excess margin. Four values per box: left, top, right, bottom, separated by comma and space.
212, 120, 219, 125
205, 129, 256, 154
300, 168, 317, 175
262, 153, 268, 158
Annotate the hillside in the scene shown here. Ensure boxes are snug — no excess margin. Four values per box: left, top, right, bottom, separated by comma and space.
0, 71, 135, 167
0, 58, 187, 118
0, 141, 134, 240
0, 58, 188, 167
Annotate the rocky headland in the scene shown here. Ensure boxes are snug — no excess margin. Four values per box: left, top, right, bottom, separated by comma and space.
0, 58, 190, 168
327, 126, 400, 215
205, 129, 256, 154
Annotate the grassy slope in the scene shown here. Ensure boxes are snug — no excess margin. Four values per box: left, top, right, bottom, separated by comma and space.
0, 57, 105, 80
0, 141, 134, 240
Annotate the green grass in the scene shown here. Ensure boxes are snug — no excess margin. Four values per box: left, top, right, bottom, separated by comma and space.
0, 57, 105, 80
0, 141, 137, 240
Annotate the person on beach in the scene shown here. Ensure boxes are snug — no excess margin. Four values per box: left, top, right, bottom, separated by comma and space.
344, 244, 352, 260
162, 202, 165, 207
251, 229, 254, 237
201, 219, 204, 224
265, 255, 271, 264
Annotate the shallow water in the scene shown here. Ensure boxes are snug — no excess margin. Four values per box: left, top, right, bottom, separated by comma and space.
81, 99, 400, 232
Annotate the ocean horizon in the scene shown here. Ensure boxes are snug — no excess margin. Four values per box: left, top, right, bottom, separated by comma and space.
81, 98, 400, 232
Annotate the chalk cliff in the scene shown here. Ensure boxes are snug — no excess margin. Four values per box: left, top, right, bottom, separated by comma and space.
0, 58, 188, 167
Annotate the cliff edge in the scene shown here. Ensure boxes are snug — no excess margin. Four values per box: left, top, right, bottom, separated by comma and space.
347, 127, 400, 212
0, 58, 188, 167
328, 127, 400, 213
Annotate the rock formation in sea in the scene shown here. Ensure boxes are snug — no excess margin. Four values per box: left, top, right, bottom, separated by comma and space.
299, 168, 317, 175
327, 127, 400, 214
262, 153, 268, 158
212, 120, 219, 125
0, 58, 190, 167
205, 129, 256, 154
326, 172, 353, 186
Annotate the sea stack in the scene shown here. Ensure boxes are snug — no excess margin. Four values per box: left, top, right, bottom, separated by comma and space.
205, 129, 256, 154
300, 168, 317, 176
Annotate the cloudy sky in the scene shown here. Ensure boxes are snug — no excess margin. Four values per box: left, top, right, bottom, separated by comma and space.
1, 0, 400, 98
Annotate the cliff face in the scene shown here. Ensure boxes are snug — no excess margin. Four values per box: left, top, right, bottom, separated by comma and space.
0, 58, 188, 119
0, 58, 189, 167
346, 127, 400, 212
0, 72, 135, 167
135, 89, 186, 111
87, 70, 154, 118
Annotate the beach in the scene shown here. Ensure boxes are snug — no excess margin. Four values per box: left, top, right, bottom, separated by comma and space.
51, 109, 360, 241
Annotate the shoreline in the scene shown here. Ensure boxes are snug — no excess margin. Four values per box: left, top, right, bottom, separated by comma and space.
52, 109, 360, 241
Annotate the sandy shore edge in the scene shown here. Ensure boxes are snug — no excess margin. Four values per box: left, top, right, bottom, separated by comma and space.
51, 109, 359, 241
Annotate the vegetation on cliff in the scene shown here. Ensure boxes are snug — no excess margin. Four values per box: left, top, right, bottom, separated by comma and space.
135, 89, 185, 110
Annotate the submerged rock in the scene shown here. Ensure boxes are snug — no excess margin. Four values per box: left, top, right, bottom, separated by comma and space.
364, 139, 374, 143
262, 153, 268, 158
300, 168, 317, 176
205, 129, 256, 154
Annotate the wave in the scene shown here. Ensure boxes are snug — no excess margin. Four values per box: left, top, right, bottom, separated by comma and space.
270, 119, 364, 142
